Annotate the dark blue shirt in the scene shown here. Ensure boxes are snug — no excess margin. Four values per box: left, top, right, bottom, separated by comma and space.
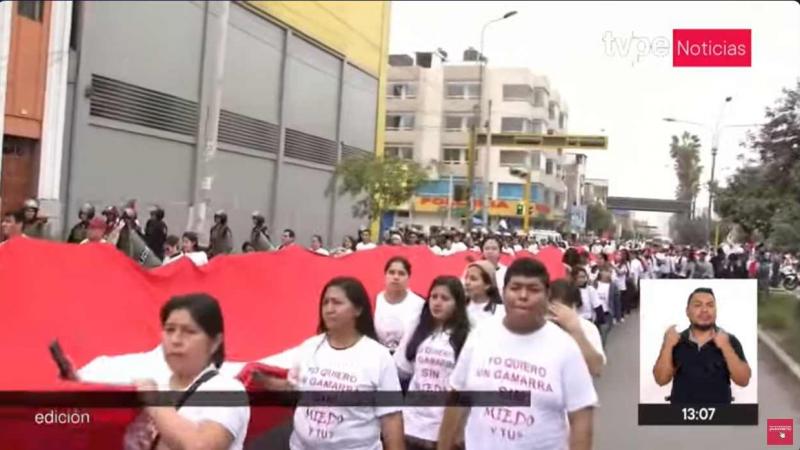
669, 327, 746, 404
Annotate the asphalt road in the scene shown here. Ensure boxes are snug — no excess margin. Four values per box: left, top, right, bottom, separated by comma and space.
595, 311, 800, 450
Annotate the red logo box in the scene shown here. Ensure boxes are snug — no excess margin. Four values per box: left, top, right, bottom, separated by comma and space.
767, 418, 794, 445
673, 29, 751, 67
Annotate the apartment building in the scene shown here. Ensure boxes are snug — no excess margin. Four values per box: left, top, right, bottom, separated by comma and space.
385, 48, 577, 232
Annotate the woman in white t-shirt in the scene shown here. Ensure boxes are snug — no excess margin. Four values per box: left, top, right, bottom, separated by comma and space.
374, 256, 426, 353
481, 236, 508, 295
571, 266, 603, 324
394, 275, 471, 449
548, 280, 606, 377
463, 260, 505, 328
127, 293, 250, 450
261, 277, 405, 450
180, 231, 209, 266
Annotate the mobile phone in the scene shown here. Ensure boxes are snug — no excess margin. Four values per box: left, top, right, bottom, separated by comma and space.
49, 340, 77, 381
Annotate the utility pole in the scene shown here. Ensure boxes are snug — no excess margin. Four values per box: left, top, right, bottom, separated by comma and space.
522, 165, 532, 233
482, 100, 493, 227
189, 1, 230, 243
466, 123, 476, 232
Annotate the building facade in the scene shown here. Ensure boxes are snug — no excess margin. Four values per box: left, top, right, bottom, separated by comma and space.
385, 49, 579, 232
0, 0, 391, 247
584, 178, 609, 206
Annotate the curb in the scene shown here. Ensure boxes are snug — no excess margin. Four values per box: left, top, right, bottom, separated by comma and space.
758, 328, 800, 383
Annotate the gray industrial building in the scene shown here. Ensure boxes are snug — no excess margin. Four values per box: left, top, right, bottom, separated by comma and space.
56, 1, 379, 248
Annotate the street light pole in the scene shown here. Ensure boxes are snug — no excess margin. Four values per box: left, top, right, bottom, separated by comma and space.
707, 96, 731, 242
474, 10, 517, 229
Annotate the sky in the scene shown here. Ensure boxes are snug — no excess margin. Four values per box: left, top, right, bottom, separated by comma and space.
388, 1, 800, 233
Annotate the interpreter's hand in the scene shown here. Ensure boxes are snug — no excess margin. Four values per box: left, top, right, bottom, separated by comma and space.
548, 303, 582, 335
663, 325, 681, 349
712, 329, 730, 349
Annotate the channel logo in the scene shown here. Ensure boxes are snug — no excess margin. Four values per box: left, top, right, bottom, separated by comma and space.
767, 418, 794, 446
672, 29, 751, 67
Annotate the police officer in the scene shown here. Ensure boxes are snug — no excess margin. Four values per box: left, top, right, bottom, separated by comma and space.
21, 198, 48, 238
209, 210, 234, 257
102, 206, 124, 246
67, 203, 96, 244
145, 205, 168, 260
250, 211, 274, 251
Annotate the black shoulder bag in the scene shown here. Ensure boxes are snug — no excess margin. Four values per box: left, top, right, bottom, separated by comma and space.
149, 369, 219, 450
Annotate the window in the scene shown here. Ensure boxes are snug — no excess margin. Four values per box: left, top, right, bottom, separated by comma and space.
387, 82, 417, 99
444, 114, 475, 132
559, 112, 567, 129
18, 0, 44, 21
503, 84, 533, 101
545, 159, 554, 175
453, 184, 469, 202
532, 119, 547, 134
534, 87, 548, 107
499, 150, 527, 167
549, 103, 557, 120
501, 117, 532, 133
385, 145, 414, 160
442, 147, 466, 164
386, 113, 415, 131
445, 82, 480, 100
555, 193, 563, 208
530, 151, 541, 170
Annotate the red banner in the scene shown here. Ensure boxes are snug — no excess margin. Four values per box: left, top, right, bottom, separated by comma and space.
0, 238, 565, 448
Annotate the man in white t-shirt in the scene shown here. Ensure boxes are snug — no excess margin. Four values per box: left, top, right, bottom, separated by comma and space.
438, 258, 597, 450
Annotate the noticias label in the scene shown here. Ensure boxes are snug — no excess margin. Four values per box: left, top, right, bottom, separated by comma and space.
672, 29, 751, 67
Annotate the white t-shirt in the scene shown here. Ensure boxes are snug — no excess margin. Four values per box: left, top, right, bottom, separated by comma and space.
578, 286, 601, 321
496, 263, 508, 296
594, 282, 611, 313
123, 366, 250, 450
578, 318, 606, 366
394, 328, 457, 442
467, 301, 506, 329
315, 248, 330, 256
289, 334, 402, 450
162, 253, 184, 266
356, 242, 377, 251
450, 320, 597, 450
630, 259, 643, 286
450, 242, 468, 253
374, 290, 426, 352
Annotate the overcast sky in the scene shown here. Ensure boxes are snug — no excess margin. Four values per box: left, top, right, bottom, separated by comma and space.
389, 1, 800, 232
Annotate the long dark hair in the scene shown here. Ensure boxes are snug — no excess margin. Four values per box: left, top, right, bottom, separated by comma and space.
160, 293, 225, 368
468, 263, 503, 313
316, 277, 378, 341
550, 279, 582, 309
405, 276, 471, 362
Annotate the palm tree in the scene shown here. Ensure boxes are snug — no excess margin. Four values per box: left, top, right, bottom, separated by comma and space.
669, 132, 703, 218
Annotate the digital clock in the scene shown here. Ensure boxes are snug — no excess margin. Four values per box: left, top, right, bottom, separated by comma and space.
681, 407, 717, 421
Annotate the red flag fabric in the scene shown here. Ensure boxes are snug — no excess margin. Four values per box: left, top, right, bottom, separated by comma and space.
0, 237, 566, 448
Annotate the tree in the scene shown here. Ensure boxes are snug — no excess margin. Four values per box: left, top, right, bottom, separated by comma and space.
669, 131, 704, 217
669, 215, 708, 247
586, 202, 614, 235
715, 81, 800, 246
327, 154, 429, 223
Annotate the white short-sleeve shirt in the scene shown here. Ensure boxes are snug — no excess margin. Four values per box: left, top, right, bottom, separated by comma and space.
449, 320, 597, 450
466, 301, 506, 329
289, 334, 402, 450
374, 290, 426, 352
393, 328, 458, 442
124, 366, 250, 450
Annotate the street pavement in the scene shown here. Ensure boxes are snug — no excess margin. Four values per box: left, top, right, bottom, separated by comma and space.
595, 311, 800, 450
